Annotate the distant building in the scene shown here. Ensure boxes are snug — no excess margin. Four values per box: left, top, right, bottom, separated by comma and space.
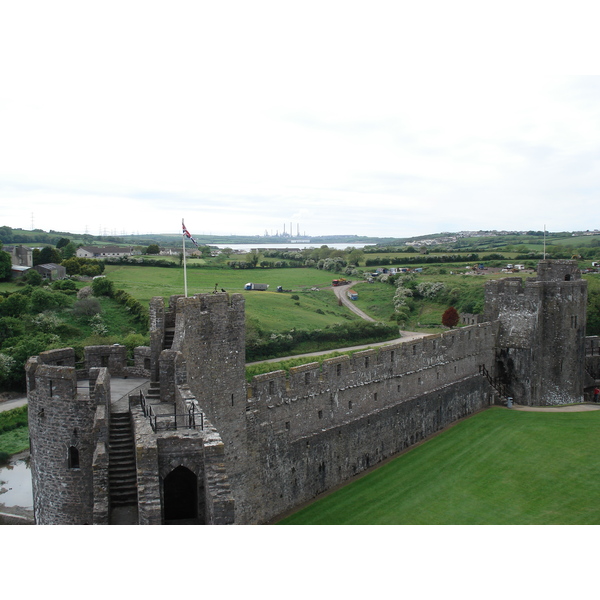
76, 246, 135, 259
10, 265, 30, 279
34, 263, 67, 281
5, 245, 33, 267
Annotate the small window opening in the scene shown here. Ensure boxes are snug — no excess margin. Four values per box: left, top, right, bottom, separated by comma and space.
318, 410, 323, 419
68, 446, 80, 469
269, 380, 275, 394
305, 372, 310, 385
336, 364, 342, 376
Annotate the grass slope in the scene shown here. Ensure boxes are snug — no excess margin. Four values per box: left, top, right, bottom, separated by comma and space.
279, 408, 600, 525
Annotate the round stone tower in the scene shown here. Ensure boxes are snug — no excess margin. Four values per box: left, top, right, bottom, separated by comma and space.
26, 349, 98, 524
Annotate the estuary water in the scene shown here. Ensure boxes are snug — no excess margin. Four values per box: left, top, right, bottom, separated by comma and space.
0, 456, 33, 510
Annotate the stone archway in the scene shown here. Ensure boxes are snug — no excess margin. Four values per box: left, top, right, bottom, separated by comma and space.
163, 466, 201, 524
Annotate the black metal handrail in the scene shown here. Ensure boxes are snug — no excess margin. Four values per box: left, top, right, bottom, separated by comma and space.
138, 390, 204, 432
479, 364, 508, 400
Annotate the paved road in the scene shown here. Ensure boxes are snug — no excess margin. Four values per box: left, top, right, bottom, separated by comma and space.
247, 331, 430, 365
331, 281, 376, 321
0, 397, 28, 413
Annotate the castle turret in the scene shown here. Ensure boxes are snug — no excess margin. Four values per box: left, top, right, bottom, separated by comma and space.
485, 260, 587, 405
26, 349, 99, 524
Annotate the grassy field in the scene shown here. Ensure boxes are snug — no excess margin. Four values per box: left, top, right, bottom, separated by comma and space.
102, 264, 361, 333
104, 264, 335, 300
279, 407, 600, 525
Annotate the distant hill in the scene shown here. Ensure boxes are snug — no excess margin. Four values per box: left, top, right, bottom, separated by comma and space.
1, 224, 598, 249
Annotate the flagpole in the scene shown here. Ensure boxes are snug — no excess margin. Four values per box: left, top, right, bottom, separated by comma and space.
182, 218, 188, 297
543, 224, 546, 260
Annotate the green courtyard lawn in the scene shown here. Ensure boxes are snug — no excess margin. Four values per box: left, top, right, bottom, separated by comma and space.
279, 407, 600, 525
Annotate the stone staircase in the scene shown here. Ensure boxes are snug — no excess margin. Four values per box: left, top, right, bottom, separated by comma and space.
108, 412, 138, 511
164, 327, 175, 349
145, 381, 161, 403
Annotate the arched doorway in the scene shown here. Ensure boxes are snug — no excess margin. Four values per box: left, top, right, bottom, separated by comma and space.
163, 466, 200, 524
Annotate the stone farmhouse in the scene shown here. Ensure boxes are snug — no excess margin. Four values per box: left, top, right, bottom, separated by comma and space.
5, 244, 33, 267
26, 260, 600, 524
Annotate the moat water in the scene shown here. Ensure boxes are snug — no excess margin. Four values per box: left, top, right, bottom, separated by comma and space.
0, 457, 33, 509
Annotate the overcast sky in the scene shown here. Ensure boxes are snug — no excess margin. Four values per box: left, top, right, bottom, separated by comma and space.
2, 1, 600, 240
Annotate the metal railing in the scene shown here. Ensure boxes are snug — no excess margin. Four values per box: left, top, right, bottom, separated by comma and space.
138, 390, 204, 432
479, 364, 508, 400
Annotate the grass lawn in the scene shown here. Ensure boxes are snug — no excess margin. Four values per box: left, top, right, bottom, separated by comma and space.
103, 264, 336, 303
102, 265, 354, 332
279, 407, 600, 525
0, 427, 29, 456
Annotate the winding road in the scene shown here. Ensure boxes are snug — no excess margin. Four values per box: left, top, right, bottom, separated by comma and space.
331, 280, 376, 321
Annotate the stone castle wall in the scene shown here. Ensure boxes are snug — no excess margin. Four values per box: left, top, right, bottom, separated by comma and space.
247, 374, 494, 523
239, 323, 497, 523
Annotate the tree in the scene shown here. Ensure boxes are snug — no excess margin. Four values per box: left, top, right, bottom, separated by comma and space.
442, 306, 460, 329
146, 244, 160, 255
56, 237, 70, 249
61, 241, 78, 259
0, 244, 12, 281
36, 246, 62, 265
247, 249, 261, 268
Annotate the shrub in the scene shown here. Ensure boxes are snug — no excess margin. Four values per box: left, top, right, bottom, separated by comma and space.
29, 288, 70, 313
72, 297, 102, 318
52, 279, 77, 292
90, 313, 109, 336
91, 277, 115, 298
77, 286, 93, 299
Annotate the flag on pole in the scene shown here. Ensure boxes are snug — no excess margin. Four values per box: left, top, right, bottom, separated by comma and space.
182, 220, 198, 247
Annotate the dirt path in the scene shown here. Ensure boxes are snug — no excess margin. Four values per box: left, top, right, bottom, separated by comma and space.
512, 404, 600, 412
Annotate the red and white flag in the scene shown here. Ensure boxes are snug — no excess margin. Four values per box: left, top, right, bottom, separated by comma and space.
182, 220, 198, 247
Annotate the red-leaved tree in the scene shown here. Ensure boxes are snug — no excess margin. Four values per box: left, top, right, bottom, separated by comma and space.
442, 306, 459, 328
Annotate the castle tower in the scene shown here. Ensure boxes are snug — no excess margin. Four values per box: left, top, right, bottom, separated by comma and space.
167, 293, 250, 519
26, 350, 98, 524
484, 260, 587, 405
